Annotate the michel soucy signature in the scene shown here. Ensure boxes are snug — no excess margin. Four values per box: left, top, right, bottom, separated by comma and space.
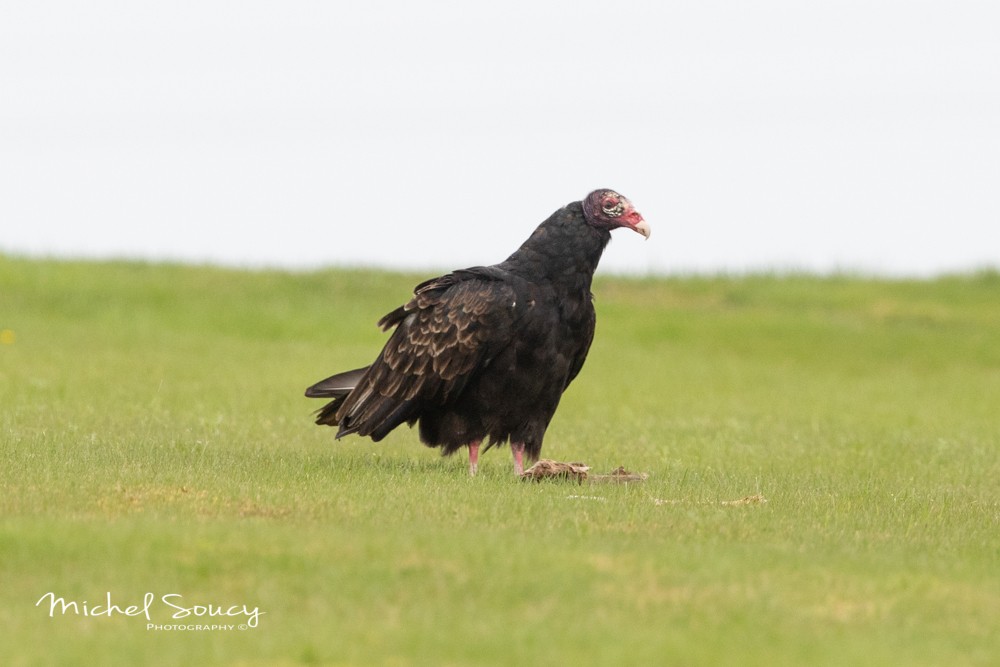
36, 592, 264, 628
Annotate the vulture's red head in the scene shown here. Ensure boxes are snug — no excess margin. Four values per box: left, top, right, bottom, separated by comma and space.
582, 189, 650, 239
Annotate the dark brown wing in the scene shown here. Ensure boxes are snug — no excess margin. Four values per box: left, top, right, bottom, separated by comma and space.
334, 269, 520, 441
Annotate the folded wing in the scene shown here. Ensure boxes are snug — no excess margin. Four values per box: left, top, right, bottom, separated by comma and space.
325, 269, 520, 441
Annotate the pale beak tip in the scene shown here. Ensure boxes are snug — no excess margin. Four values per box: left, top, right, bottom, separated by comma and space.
634, 219, 651, 240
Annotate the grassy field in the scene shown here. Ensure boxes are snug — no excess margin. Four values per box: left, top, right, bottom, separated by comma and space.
2, 254, 999, 666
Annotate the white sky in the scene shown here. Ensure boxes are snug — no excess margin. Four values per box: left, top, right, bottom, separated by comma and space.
2, 1, 998, 276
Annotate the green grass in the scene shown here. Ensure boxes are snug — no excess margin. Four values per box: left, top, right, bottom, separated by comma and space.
2, 254, 999, 666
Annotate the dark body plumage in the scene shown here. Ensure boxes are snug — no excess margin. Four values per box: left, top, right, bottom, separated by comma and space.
306, 190, 648, 474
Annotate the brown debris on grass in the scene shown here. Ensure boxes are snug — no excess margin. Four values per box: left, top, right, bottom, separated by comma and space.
652, 494, 769, 507
519, 459, 591, 483
720, 494, 768, 506
588, 465, 650, 484
519, 461, 652, 485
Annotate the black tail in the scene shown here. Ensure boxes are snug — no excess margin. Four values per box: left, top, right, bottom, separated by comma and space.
305, 366, 369, 398
305, 366, 369, 427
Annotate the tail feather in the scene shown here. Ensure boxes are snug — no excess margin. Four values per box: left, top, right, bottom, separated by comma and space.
345, 395, 418, 442
306, 366, 369, 428
306, 364, 417, 440
305, 367, 369, 398
315, 395, 349, 427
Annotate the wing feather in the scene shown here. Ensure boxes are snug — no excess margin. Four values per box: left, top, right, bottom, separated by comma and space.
565, 293, 597, 387
334, 270, 520, 439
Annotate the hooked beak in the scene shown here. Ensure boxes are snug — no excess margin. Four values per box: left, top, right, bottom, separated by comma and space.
625, 211, 651, 240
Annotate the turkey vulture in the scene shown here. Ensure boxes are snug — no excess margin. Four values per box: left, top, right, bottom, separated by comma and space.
305, 189, 649, 475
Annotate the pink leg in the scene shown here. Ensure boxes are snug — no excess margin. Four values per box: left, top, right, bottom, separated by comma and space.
511, 442, 525, 476
468, 441, 481, 476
